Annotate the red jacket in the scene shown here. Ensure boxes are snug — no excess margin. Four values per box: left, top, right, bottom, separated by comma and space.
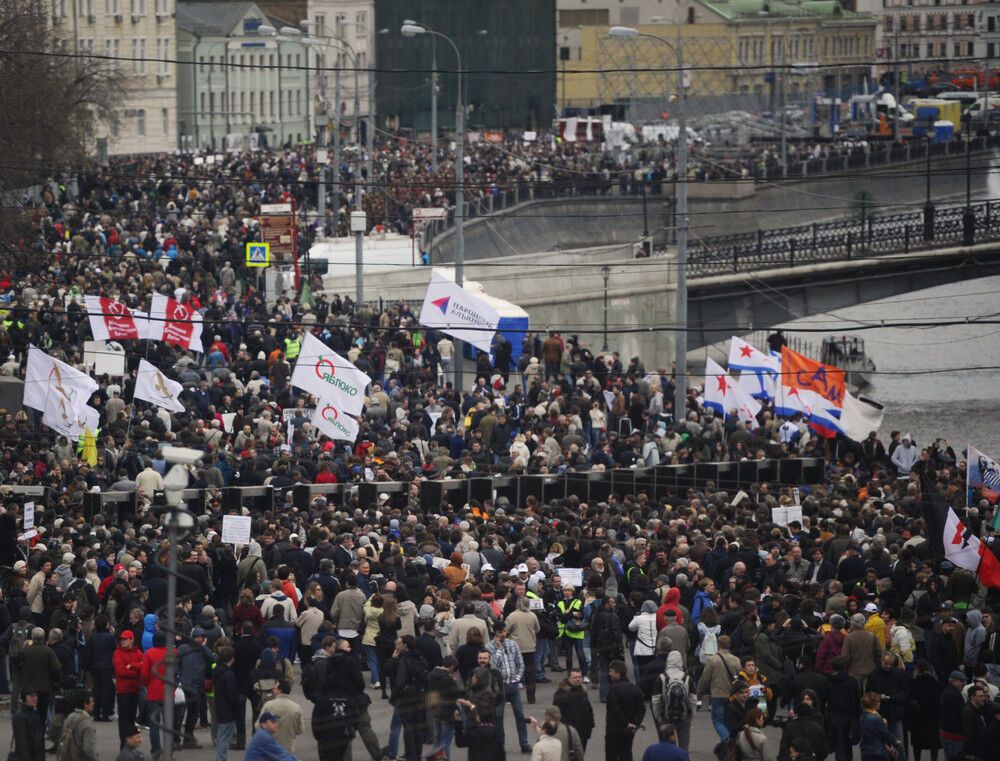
141, 646, 173, 701
113, 646, 144, 694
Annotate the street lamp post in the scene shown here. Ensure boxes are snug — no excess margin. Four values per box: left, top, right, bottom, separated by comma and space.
402, 23, 466, 391
601, 264, 611, 352
963, 114, 975, 245
923, 116, 935, 241
610, 25, 689, 421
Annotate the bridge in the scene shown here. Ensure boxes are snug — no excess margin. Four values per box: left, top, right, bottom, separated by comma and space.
355, 196, 1000, 365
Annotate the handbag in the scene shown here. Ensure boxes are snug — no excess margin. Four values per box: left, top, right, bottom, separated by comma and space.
174, 685, 186, 705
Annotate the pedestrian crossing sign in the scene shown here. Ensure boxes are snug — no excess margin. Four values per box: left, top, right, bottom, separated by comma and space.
246, 242, 270, 268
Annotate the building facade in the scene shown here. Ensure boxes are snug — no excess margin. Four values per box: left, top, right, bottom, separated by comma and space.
176, 1, 310, 150
258, 0, 376, 143
559, 0, 876, 115
869, 0, 979, 81
374, 0, 556, 132
48, 0, 177, 154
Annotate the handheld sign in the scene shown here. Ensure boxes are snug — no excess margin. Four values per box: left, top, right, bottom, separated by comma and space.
23, 501, 34, 531
221, 515, 252, 545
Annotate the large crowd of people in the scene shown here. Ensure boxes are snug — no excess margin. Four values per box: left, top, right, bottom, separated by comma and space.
1, 147, 999, 761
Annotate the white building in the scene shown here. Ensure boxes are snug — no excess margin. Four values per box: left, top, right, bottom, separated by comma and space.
47, 0, 178, 154
259, 0, 375, 143
176, 1, 311, 150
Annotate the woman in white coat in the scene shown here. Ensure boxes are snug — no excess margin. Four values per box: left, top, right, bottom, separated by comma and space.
628, 599, 659, 678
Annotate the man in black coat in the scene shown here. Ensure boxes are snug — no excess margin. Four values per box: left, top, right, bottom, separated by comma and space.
778, 702, 829, 761
12, 689, 45, 761
553, 669, 596, 750
866, 653, 911, 749
605, 660, 645, 761
212, 646, 242, 761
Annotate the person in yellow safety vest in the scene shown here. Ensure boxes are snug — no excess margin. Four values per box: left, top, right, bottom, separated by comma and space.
284, 333, 301, 361
556, 585, 591, 680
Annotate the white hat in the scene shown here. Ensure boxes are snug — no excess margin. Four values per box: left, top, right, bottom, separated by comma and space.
515, 563, 529, 574
863, 602, 879, 613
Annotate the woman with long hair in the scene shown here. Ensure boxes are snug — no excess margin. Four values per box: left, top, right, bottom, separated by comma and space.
735, 707, 772, 761
375, 594, 401, 699
232, 588, 263, 635
859, 692, 903, 761
362, 593, 385, 689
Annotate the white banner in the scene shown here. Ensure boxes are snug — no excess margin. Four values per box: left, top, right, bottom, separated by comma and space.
148, 293, 204, 353
838, 393, 885, 442
419, 270, 501, 353
43, 396, 100, 441
291, 332, 371, 416
84, 295, 143, 341
134, 359, 186, 413
23, 502, 34, 531
312, 402, 360, 442
25, 345, 99, 416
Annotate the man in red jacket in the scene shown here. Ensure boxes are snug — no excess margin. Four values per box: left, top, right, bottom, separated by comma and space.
113, 631, 144, 748
141, 630, 173, 759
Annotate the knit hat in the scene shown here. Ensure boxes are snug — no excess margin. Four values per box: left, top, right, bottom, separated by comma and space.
850, 613, 867, 629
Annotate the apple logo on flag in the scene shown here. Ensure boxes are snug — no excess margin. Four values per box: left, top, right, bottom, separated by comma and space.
315, 358, 337, 380
432, 297, 450, 314
322, 405, 338, 423
171, 303, 189, 321
106, 301, 128, 316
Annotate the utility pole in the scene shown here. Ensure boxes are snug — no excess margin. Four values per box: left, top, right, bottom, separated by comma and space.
431, 41, 438, 175
602, 265, 611, 352
674, 28, 689, 424
332, 62, 341, 235
454, 73, 466, 392
893, 25, 900, 140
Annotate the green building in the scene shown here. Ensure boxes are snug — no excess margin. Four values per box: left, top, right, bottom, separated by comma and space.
375, 0, 556, 132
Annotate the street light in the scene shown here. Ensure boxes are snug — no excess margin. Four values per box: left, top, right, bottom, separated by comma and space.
923, 115, 935, 241
963, 113, 975, 245
279, 26, 302, 37
609, 25, 689, 422
401, 22, 468, 392
601, 265, 611, 352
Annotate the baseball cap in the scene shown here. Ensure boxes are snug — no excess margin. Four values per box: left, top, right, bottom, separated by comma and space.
950, 671, 967, 682
191, 627, 206, 638
259, 711, 279, 724
863, 603, 879, 613
119, 631, 135, 640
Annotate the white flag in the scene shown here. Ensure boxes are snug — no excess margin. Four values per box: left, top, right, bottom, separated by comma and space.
291, 332, 371, 416
148, 293, 204, 353
702, 358, 734, 416
312, 402, 361, 442
419, 270, 501, 353
43, 396, 99, 441
84, 295, 142, 341
24, 345, 99, 415
838, 393, 885, 442
134, 359, 186, 413
733, 382, 762, 430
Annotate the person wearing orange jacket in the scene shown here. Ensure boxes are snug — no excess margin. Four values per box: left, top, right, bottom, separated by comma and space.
113, 630, 144, 748
141, 630, 174, 760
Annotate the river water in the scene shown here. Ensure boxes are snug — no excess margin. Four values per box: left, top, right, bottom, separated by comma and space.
780, 275, 1000, 455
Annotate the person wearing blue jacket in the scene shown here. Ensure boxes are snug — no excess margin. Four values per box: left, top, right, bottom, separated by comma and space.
859, 692, 903, 761
246, 711, 298, 761
141, 613, 157, 651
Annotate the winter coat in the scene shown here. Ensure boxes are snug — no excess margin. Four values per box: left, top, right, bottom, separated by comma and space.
113, 646, 144, 694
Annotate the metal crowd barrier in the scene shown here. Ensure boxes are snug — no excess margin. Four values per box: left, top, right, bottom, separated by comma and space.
3, 458, 824, 524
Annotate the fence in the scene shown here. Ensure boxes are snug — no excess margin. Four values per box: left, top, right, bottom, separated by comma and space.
684, 198, 999, 277
2, 458, 825, 526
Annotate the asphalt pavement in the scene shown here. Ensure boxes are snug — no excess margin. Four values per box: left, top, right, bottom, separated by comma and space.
0, 673, 784, 761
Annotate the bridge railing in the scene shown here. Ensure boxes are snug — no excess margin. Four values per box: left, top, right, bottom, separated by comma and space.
686, 200, 1000, 277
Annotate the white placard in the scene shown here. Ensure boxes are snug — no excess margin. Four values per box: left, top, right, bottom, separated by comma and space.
193, 157, 205, 166
19, 529, 37, 541
83, 340, 126, 377
560, 568, 584, 588
23, 502, 34, 531
221, 515, 252, 545
317, 149, 328, 164
432, 556, 450, 570
771, 505, 804, 527
529, 597, 544, 611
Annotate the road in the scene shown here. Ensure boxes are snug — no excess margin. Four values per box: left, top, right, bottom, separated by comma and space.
0, 673, 785, 761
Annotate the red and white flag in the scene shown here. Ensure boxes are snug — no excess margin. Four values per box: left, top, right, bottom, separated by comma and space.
84, 296, 144, 341
148, 293, 203, 353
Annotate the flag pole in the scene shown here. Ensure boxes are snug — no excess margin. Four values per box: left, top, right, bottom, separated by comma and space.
124, 340, 152, 444
968, 442, 974, 508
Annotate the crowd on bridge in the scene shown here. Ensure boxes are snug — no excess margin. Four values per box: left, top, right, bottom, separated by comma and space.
39, 128, 915, 246
2, 144, 1000, 761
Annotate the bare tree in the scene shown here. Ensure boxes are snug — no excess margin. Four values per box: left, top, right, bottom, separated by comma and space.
0, 0, 124, 266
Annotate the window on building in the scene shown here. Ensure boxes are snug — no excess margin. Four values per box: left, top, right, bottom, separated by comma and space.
250, 91, 255, 115
315, 13, 325, 32
558, 9, 609, 26
990, 43, 996, 57
137, 109, 146, 135
355, 10, 365, 37
927, 42, 933, 56
269, 91, 275, 117
159, 38, 169, 74
162, 107, 168, 134
969, 41, 974, 54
